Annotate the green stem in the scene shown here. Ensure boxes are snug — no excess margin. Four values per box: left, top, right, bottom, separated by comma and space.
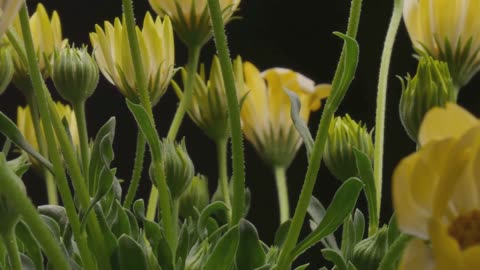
3, 229, 22, 270
377, 234, 412, 270
373, 0, 404, 214
123, 132, 146, 208
167, 46, 201, 140
207, 0, 246, 226
72, 101, 90, 178
216, 138, 231, 209
0, 154, 70, 270
146, 186, 159, 220
275, 0, 363, 268
274, 167, 289, 223
18, 5, 99, 269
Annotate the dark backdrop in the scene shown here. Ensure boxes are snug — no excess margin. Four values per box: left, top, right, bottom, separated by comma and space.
2, 0, 480, 268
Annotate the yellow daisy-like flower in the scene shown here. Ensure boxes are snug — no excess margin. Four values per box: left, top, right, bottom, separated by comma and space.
403, 0, 480, 87
0, 0, 23, 36
90, 12, 175, 106
393, 103, 480, 269
148, 0, 240, 46
9, 3, 65, 92
239, 63, 331, 168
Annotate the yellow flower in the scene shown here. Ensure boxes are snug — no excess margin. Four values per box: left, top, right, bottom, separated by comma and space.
403, 0, 480, 87
0, 0, 23, 36
9, 3, 65, 92
17, 102, 79, 168
393, 103, 480, 269
90, 13, 175, 106
148, 0, 240, 46
239, 62, 331, 168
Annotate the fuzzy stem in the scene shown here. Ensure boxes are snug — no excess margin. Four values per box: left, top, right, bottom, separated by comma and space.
216, 138, 231, 209
123, 132, 146, 208
72, 101, 90, 179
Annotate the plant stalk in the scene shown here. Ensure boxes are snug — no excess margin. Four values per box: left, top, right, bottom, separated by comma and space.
123, 132, 146, 208
216, 137, 231, 209
274, 166, 290, 223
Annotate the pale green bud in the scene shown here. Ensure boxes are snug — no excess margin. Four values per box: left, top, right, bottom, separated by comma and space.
399, 56, 457, 142
352, 226, 388, 270
178, 174, 209, 218
324, 115, 374, 182
162, 139, 195, 199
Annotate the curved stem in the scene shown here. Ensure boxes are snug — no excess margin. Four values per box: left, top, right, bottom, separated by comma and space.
146, 186, 159, 220
207, 0, 246, 226
72, 101, 90, 179
123, 132, 146, 208
3, 229, 22, 270
275, 0, 363, 268
373, 0, 404, 213
216, 138, 231, 209
274, 167, 290, 223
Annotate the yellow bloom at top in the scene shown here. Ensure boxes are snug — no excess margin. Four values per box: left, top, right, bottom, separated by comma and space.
148, 0, 240, 46
9, 3, 66, 92
90, 13, 175, 106
393, 103, 480, 269
239, 62, 331, 168
0, 0, 23, 36
403, 0, 480, 87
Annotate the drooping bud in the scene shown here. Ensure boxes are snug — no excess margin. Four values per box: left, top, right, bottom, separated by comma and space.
324, 115, 374, 182
178, 174, 209, 218
352, 226, 388, 270
52, 45, 99, 104
0, 44, 13, 95
161, 139, 195, 200
399, 56, 457, 142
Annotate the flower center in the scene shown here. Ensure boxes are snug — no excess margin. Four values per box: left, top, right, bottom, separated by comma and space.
448, 209, 480, 250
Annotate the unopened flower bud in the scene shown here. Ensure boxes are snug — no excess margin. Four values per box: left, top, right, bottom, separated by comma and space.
178, 174, 209, 218
52, 46, 99, 104
162, 139, 195, 199
352, 226, 388, 270
0, 45, 13, 95
324, 115, 374, 182
399, 56, 457, 142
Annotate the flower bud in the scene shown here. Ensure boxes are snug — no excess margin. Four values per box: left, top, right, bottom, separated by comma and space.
399, 56, 457, 142
352, 226, 388, 270
52, 46, 99, 104
324, 115, 374, 182
178, 174, 209, 218
162, 139, 195, 199
0, 45, 13, 95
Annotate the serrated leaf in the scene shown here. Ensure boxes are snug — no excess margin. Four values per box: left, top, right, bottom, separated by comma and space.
235, 219, 266, 270
285, 89, 314, 157
204, 225, 240, 270
322, 248, 348, 270
116, 235, 148, 270
0, 112, 53, 172
292, 178, 364, 259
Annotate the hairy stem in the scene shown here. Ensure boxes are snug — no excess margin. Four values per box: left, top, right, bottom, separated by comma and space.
123, 132, 146, 208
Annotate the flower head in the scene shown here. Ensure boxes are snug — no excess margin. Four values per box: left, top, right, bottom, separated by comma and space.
239, 62, 331, 168
0, 0, 23, 36
148, 0, 240, 46
393, 103, 480, 269
9, 3, 65, 93
90, 13, 175, 106
403, 0, 480, 87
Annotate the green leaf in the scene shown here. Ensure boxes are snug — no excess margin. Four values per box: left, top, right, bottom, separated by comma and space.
20, 254, 36, 270
353, 148, 378, 235
341, 215, 355, 260
88, 117, 115, 193
111, 201, 131, 238
176, 222, 190, 270
353, 209, 365, 244
387, 215, 400, 246
294, 264, 309, 270
132, 199, 145, 220
116, 235, 148, 270
285, 89, 314, 157
322, 248, 348, 270
307, 197, 338, 249
38, 205, 67, 234
377, 234, 412, 270
198, 201, 229, 239
204, 225, 240, 270
0, 112, 53, 172
16, 222, 43, 270
235, 219, 266, 270
292, 178, 364, 259
125, 100, 160, 153
274, 220, 291, 248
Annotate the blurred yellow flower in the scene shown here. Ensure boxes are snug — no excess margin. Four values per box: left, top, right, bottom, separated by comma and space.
403, 0, 480, 86
0, 0, 23, 36
9, 3, 65, 92
393, 103, 480, 269
90, 12, 175, 106
17, 102, 79, 168
148, 0, 240, 46
239, 63, 331, 168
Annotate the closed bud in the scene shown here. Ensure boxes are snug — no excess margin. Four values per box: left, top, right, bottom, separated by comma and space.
399, 56, 457, 142
0, 45, 13, 95
52, 46, 99, 104
352, 226, 388, 270
178, 174, 209, 218
324, 115, 374, 182
162, 139, 195, 199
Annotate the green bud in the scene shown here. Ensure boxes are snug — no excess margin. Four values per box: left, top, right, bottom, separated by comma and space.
178, 174, 209, 218
162, 139, 195, 200
52, 46, 99, 104
352, 226, 388, 270
399, 56, 457, 142
324, 115, 374, 182
0, 45, 14, 96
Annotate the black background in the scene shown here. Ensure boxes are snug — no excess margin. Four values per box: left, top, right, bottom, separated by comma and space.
3, 0, 480, 268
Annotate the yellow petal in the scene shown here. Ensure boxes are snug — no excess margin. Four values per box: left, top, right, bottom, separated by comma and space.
429, 218, 462, 270
398, 238, 435, 270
